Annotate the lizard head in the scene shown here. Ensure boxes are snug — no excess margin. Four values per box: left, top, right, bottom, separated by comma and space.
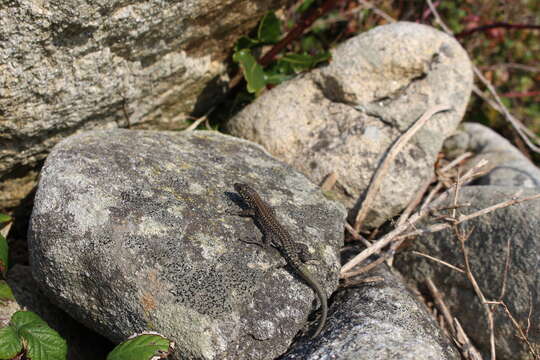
234, 183, 259, 206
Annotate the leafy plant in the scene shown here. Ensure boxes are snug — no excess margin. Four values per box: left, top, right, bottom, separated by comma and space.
0, 311, 174, 360
0, 214, 13, 304
107, 333, 174, 360
233, 11, 331, 94
0, 311, 67, 360
0, 214, 11, 277
0, 212, 173, 359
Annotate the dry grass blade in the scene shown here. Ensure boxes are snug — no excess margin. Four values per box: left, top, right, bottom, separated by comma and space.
340, 256, 386, 279
357, 0, 396, 23
353, 105, 450, 231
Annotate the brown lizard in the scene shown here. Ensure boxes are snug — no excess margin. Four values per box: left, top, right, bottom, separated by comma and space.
233, 183, 327, 338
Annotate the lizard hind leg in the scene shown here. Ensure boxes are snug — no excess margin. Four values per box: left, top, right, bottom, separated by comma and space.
296, 242, 317, 263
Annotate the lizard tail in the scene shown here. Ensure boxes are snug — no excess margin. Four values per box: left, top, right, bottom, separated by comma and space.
298, 266, 328, 338
312, 284, 327, 338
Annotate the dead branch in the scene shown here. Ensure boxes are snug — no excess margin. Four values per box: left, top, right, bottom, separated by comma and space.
394, 192, 540, 241
341, 160, 487, 275
454, 226, 497, 360
454, 318, 485, 360
321, 171, 338, 191
353, 105, 450, 231
341, 275, 385, 287
411, 251, 464, 274
426, 278, 456, 334
344, 222, 372, 247
455, 22, 540, 39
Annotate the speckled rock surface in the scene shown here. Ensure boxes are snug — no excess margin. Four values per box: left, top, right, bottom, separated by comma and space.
0, 0, 286, 209
227, 22, 473, 228
5, 265, 113, 360
395, 186, 540, 359
463, 122, 540, 187
28, 129, 346, 360
282, 263, 460, 360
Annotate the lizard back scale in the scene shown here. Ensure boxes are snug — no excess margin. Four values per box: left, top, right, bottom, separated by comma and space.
233, 183, 328, 338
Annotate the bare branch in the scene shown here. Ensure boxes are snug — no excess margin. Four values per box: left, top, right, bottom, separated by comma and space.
411, 251, 465, 274
426, 278, 456, 334
353, 105, 450, 231
395, 192, 540, 240
357, 0, 396, 23
321, 171, 338, 192
455, 226, 497, 360
341, 160, 487, 275
344, 222, 372, 247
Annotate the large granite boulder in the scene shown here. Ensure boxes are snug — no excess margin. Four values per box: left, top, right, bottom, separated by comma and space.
29, 129, 345, 360
0, 0, 286, 209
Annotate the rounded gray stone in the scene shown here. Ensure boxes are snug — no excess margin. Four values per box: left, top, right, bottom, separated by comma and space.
227, 22, 473, 228
29, 129, 346, 360
395, 185, 540, 359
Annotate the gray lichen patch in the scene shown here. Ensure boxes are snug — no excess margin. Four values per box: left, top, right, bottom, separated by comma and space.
29, 129, 346, 360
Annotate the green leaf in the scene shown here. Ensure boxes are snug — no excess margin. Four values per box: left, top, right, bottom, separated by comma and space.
301, 35, 324, 54
297, 0, 316, 13
257, 12, 281, 43
0, 281, 14, 301
0, 234, 7, 277
0, 215, 10, 224
234, 36, 259, 52
11, 311, 67, 360
107, 334, 173, 360
0, 325, 22, 359
263, 72, 293, 85
280, 52, 331, 72
233, 49, 266, 94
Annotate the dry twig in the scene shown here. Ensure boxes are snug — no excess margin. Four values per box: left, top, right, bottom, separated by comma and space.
353, 105, 450, 231
341, 275, 384, 287
321, 171, 338, 192
341, 160, 487, 275
411, 251, 464, 274
454, 226, 497, 360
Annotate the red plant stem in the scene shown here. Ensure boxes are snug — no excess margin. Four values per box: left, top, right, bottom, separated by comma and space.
258, 0, 339, 67
455, 22, 540, 38
501, 90, 540, 99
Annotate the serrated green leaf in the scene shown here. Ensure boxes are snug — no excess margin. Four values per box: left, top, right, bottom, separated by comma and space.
0, 234, 7, 277
233, 49, 266, 94
234, 36, 259, 52
0, 281, 14, 301
11, 311, 67, 360
0, 215, 10, 224
257, 12, 281, 43
0, 325, 22, 359
107, 334, 172, 360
